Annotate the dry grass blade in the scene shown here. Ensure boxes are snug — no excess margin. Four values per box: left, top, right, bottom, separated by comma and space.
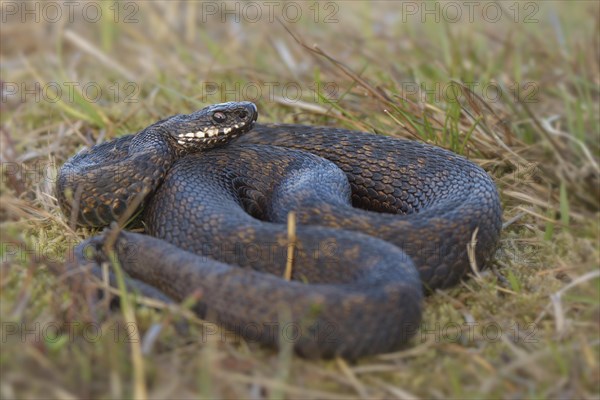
63, 30, 137, 81
550, 270, 600, 338
284, 211, 296, 281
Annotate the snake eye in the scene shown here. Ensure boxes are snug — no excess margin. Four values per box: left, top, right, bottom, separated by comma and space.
212, 112, 227, 123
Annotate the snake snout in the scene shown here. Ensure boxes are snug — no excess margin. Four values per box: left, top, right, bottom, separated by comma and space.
236, 101, 258, 123
228, 101, 258, 132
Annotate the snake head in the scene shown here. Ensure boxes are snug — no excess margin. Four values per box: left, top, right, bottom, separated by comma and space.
160, 101, 258, 151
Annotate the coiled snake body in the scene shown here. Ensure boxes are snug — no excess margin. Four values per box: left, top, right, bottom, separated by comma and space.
58, 102, 502, 358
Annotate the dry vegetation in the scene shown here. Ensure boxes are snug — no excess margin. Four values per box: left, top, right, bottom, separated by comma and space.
1, 1, 598, 399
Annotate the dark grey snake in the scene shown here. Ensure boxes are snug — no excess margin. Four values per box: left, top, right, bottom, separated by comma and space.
57, 101, 502, 359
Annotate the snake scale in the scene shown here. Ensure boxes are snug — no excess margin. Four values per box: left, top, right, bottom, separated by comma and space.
57, 101, 502, 359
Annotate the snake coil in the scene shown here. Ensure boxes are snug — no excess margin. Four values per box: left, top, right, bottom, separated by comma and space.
58, 102, 502, 359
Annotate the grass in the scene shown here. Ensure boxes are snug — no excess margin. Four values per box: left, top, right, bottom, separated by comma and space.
1, 1, 599, 399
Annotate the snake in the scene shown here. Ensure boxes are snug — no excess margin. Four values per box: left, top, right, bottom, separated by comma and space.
57, 101, 503, 359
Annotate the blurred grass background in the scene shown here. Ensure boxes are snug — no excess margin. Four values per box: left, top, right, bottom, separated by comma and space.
1, 1, 598, 398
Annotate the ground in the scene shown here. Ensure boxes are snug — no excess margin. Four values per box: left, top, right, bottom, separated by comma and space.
1, 1, 598, 399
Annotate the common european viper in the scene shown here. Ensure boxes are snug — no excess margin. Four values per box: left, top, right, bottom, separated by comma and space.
57, 101, 502, 358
